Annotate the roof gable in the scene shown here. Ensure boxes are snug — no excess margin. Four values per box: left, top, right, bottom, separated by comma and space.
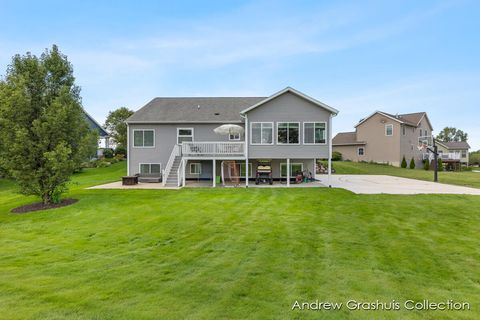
355, 111, 432, 130
240, 87, 339, 115
83, 109, 108, 137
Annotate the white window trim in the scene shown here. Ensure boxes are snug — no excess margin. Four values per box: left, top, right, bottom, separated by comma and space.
189, 162, 202, 175
132, 129, 155, 148
229, 132, 241, 141
250, 122, 274, 145
280, 162, 304, 177
303, 121, 327, 145
385, 124, 393, 137
138, 163, 162, 174
276, 122, 301, 145
177, 127, 194, 144
357, 147, 365, 156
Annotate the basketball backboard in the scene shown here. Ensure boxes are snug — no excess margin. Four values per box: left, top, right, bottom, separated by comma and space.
418, 136, 433, 151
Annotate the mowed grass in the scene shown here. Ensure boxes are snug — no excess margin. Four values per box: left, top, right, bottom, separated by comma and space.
0, 162, 479, 319
332, 161, 480, 189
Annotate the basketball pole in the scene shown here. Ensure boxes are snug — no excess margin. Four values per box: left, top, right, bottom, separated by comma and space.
433, 138, 438, 183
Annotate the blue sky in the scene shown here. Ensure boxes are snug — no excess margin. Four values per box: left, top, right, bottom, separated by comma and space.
1, 0, 479, 149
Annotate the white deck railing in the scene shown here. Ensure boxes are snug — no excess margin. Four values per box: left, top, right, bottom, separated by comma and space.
423, 152, 462, 161
162, 144, 180, 186
181, 142, 245, 157
177, 159, 184, 187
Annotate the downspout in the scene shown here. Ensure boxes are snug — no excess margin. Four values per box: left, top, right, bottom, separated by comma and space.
127, 122, 130, 176
240, 113, 249, 187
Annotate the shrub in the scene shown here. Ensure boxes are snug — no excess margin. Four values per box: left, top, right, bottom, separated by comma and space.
437, 158, 444, 171
103, 148, 114, 159
114, 154, 125, 161
423, 159, 430, 171
409, 158, 415, 169
98, 161, 111, 168
115, 146, 127, 156
401, 156, 407, 168
332, 151, 342, 161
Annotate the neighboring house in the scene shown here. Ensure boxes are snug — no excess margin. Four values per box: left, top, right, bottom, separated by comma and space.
83, 109, 111, 156
333, 111, 433, 167
126, 87, 338, 187
435, 141, 470, 167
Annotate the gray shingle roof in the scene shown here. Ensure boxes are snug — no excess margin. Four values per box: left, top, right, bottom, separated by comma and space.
437, 141, 470, 149
127, 97, 266, 123
332, 132, 366, 145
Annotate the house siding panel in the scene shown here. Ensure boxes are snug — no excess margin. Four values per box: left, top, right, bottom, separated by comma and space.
246, 92, 331, 159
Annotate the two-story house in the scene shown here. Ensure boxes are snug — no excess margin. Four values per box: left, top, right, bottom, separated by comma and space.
126, 87, 338, 187
333, 111, 433, 167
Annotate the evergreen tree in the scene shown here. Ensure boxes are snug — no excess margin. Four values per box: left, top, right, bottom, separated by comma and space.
401, 156, 407, 168
409, 158, 415, 169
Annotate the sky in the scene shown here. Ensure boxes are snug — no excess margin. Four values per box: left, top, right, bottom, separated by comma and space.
0, 0, 479, 149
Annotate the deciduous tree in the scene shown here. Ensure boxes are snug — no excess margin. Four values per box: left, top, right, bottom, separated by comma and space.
104, 107, 134, 149
0, 45, 97, 204
436, 127, 468, 142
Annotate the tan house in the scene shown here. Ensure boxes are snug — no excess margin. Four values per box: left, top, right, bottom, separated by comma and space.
333, 111, 433, 167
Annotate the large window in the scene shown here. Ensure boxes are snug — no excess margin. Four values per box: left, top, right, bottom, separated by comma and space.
190, 163, 201, 174
139, 163, 161, 175
461, 150, 467, 157
251, 122, 273, 145
385, 124, 393, 136
277, 122, 300, 144
280, 163, 303, 177
177, 128, 194, 144
133, 130, 154, 147
303, 122, 326, 144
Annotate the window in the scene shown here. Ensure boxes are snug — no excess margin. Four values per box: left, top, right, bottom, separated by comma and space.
461, 150, 467, 157
251, 122, 273, 144
177, 128, 193, 144
280, 163, 303, 177
229, 133, 240, 141
402, 126, 406, 135
304, 122, 326, 144
277, 122, 300, 144
240, 163, 253, 178
358, 147, 365, 156
139, 163, 161, 175
385, 124, 393, 136
133, 130, 154, 147
190, 163, 201, 174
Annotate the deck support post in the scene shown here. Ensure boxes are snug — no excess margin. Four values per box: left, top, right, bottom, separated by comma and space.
212, 159, 216, 187
287, 158, 290, 187
182, 158, 186, 187
245, 158, 249, 187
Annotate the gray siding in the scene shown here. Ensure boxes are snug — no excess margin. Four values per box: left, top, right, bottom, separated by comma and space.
128, 123, 245, 175
246, 92, 331, 159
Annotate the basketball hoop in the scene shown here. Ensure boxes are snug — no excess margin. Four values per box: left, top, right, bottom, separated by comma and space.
417, 136, 432, 152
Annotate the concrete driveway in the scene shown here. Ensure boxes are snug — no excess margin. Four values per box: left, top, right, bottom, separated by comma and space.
317, 175, 480, 195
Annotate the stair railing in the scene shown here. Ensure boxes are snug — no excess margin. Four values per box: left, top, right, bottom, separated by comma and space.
162, 144, 180, 186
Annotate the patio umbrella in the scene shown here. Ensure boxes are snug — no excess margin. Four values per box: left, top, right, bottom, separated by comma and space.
213, 124, 244, 135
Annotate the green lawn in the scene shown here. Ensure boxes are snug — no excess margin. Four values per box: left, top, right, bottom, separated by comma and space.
331, 161, 480, 189
1, 161, 479, 319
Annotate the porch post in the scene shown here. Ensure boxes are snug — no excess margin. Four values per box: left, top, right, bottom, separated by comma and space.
212, 159, 216, 187
286, 158, 290, 187
245, 114, 249, 187
182, 158, 186, 186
